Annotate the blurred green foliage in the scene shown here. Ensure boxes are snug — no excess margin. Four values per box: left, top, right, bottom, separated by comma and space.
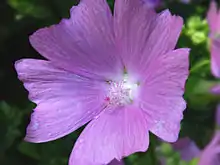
1, 0, 220, 164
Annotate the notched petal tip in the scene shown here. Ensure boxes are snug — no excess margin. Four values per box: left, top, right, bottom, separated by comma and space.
168, 136, 179, 143
23, 135, 40, 143
14, 59, 30, 80
178, 48, 191, 54
159, 9, 171, 16
28, 27, 49, 49
159, 9, 183, 19
14, 59, 24, 71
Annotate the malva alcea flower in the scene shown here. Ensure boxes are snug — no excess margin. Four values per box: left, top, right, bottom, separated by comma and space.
172, 137, 200, 161
15, 0, 189, 164
158, 138, 200, 165
198, 131, 220, 165
198, 103, 220, 165
171, 106, 220, 165
207, 0, 220, 77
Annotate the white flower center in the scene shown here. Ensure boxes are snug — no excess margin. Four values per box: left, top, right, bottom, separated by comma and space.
105, 74, 139, 107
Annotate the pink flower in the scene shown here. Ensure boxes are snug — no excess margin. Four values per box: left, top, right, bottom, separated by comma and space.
198, 131, 220, 165
168, 133, 220, 165
207, 1, 220, 38
209, 39, 220, 93
170, 106, 220, 165
158, 137, 200, 165
172, 137, 200, 161
14, 0, 189, 164
207, 1, 220, 78
198, 104, 220, 165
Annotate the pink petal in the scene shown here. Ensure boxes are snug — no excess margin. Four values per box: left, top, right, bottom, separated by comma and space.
210, 39, 220, 78
114, 0, 183, 78
15, 59, 107, 143
210, 84, 220, 94
139, 48, 190, 142
29, 0, 122, 80
69, 107, 149, 165
172, 137, 200, 161
198, 131, 220, 165
207, 1, 218, 34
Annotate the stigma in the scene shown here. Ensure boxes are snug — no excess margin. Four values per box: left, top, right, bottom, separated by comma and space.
105, 74, 139, 107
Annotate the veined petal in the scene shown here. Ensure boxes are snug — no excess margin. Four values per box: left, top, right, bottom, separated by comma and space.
15, 59, 107, 143
114, 0, 183, 78
139, 49, 190, 142
30, 0, 122, 80
69, 107, 149, 165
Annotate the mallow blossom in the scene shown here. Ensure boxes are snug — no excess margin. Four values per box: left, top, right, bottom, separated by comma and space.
159, 137, 200, 165
163, 106, 220, 165
15, 0, 189, 164
198, 131, 220, 165
168, 132, 220, 165
196, 97, 220, 165
172, 137, 200, 161
207, 0, 220, 78
209, 39, 220, 94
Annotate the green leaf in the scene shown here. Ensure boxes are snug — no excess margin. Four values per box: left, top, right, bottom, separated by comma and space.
7, 0, 52, 18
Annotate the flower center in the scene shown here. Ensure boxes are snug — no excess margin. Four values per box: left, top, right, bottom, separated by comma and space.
105, 74, 139, 107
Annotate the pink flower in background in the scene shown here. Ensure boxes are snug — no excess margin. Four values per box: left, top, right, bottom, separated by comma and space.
169, 106, 220, 164
207, 1, 220, 78
172, 137, 200, 161
207, 0, 220, 38
168, 133, 220, 165
209, 39, 220, 93
197, 102, 220, 165
160, 105, 220, 165
158, 137, 200, 165
198, 131, 220, 165
15, 0, 189, 164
